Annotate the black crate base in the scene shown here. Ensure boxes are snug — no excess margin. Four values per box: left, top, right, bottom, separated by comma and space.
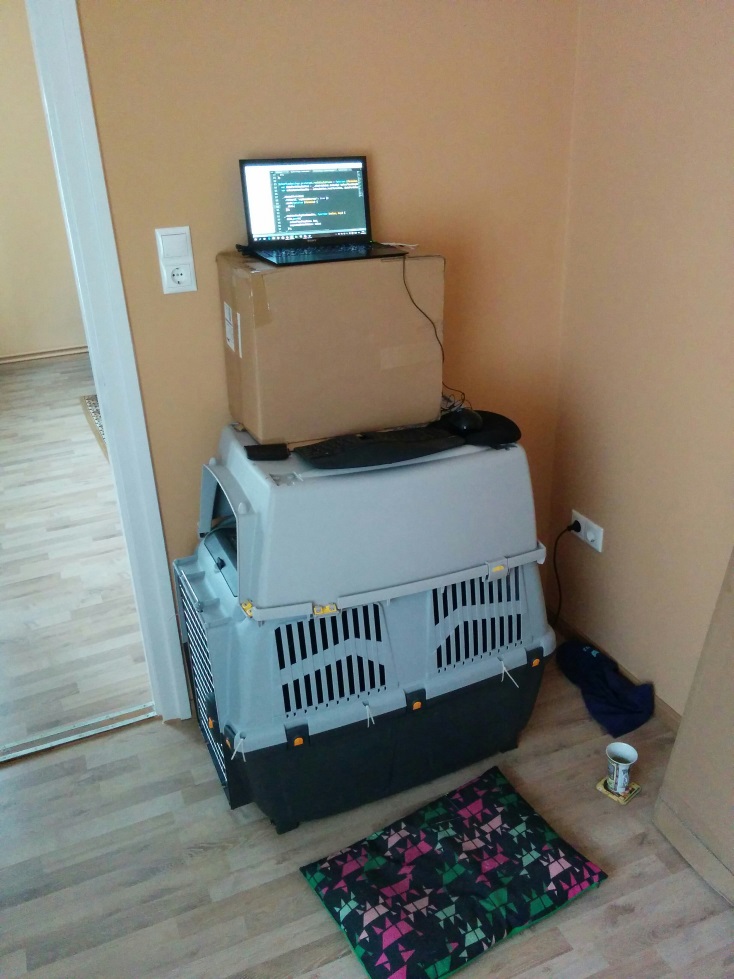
215, 651, 545, 834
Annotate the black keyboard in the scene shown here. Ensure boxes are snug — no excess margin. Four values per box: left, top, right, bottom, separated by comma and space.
294, 426, 464, 469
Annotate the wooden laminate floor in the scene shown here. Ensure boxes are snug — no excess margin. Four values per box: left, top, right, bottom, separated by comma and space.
0, 354, 153, 753
1, 659, 731, 978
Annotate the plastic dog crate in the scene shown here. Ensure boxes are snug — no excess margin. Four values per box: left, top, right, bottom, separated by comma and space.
173, 426, 554, 832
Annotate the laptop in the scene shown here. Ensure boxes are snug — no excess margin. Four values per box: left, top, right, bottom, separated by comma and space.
239, 156, 408, 266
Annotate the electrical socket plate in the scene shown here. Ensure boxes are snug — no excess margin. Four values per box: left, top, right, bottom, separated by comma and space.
571, 509, 604, 553
155, 226, 197, 294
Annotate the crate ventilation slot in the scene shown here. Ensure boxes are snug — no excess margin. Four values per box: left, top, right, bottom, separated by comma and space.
275, 605, 389, 717
433, 569, 526, 672
178, 576, 227, 783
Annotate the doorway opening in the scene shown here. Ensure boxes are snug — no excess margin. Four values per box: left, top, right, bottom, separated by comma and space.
0, 353, 156, 761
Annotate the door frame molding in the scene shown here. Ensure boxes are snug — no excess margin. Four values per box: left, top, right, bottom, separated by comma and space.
24, 0, 190, 720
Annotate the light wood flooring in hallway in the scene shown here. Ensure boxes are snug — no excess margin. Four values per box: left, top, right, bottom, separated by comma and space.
0, 353, 153, 753
1, 659, 732, 978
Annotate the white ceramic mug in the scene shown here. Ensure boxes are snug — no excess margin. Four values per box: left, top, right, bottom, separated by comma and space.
606, 741, 638, 794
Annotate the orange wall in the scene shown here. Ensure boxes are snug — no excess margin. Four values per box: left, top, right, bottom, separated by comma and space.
76, 1, 731, 716
0, 0, 85, 359
551, 2, 734, 714
77, 0, 577, 569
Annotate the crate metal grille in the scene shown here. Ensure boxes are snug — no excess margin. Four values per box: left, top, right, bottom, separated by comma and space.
433, 568, 526, 672
177, 574, 227, 783
275, 604, 389, 718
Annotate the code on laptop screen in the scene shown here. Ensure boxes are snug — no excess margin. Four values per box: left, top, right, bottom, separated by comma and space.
241, 158, 370, 244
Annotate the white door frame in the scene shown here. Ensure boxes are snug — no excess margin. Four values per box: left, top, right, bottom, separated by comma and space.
25, 0, 190, 720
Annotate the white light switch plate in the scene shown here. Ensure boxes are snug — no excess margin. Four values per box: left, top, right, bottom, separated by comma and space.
155, 226, 197, 294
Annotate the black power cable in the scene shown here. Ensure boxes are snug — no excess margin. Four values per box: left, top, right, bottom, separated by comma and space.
551, 520, 581, 627
401, 254, 445, 360
400, 254, 468, 407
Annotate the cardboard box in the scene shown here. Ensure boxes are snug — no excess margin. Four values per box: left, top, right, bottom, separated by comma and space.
216, 251, 444, 444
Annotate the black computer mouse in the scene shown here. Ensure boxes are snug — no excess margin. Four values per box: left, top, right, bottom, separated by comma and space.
443, 408, 484, 434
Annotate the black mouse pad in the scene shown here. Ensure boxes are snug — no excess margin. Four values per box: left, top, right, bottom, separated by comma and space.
464, 411, 521, 447
436, 410, 521, 447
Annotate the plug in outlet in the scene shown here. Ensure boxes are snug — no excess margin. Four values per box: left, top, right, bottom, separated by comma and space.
571, 509, 604, 553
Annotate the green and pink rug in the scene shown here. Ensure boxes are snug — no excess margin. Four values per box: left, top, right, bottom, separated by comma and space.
301, 767, 605, 979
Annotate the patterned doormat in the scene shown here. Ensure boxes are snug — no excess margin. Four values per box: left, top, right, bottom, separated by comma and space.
80, 394, 107, 459
301, 767, 606, 979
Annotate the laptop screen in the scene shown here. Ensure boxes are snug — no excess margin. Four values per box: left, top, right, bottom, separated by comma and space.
240, 157, 372, 247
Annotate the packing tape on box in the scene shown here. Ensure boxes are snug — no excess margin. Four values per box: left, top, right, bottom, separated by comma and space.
249, 274, 272, 327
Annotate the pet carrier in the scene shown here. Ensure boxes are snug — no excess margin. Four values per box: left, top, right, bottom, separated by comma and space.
173, 425, 554, 832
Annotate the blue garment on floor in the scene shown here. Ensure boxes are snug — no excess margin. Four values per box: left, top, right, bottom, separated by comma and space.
555, 640, 654, 736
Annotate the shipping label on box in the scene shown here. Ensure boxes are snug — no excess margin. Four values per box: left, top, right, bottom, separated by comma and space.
224, 302, 234, 352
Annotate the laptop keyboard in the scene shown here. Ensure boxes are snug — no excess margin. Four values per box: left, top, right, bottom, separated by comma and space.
257, 244, 371, 263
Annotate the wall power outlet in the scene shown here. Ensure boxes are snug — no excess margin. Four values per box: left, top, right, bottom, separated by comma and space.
155, 226, 197, 294
571, 509, 604, 553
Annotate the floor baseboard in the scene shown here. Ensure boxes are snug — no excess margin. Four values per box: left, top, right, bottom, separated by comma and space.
0, 345, 88, 365
653, 797, 734, 904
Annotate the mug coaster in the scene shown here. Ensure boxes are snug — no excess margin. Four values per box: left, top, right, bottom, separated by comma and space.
596, 778, 641, 805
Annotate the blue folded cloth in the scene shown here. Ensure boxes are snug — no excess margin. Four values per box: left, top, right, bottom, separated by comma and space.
555, 639, 654, 736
